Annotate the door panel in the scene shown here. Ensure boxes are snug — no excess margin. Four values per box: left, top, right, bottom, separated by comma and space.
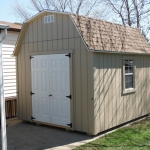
49, 54, 70, 126
31, 55, 50, 123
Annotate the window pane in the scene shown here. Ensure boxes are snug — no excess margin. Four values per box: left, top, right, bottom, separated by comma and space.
128, 75, 133, 81
129, 60, 133, 66
125, 66, 128, 73
125, 81, 133, 89
128, 81, 133, 88
125, 82, 129, 89
125, 75, 128, 82
129, 67, 133, 73
125, 60, 128, 66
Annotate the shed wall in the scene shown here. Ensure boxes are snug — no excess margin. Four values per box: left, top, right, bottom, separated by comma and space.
93, 53, 150, 135
17, 13, 94, 134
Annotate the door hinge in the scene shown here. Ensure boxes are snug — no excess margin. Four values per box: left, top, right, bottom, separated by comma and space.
65, 53, 71, 58
31, 116, 35, 120
31, 92, 35, 95
30, 56, 34, 59
67, 123, 72, 128
66, 95, 72, 99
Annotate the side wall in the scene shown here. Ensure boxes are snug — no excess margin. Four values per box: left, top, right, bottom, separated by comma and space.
93, 53, 150, 135
1, 31, 19, 97
17, 12, 94, 134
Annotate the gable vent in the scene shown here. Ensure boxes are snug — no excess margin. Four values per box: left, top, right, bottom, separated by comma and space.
44, 15, 54, 24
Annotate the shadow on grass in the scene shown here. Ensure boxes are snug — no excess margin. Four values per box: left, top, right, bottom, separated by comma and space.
75, 118, 150, 150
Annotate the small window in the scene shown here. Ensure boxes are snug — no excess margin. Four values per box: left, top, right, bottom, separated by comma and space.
51, 15, 54, 22
123, 58, 135, 94
44, 15, 54, 24
44, 16, 48, 24
125, 60, 134, 89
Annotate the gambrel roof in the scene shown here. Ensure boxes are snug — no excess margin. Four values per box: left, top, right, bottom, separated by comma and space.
14, 10, 150, 56
71, 14, 150, 53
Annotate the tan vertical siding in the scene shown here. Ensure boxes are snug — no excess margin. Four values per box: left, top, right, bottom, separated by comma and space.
29, 43, 33, 53
57, 40, 63, 50
17, 44, 23, 119
69, 18, 75, 38
74, 38, 82, 131
115, 55, 122, 125
63, 39, 69, 50
63, 15, 69, 39
103, 54, 108, 130
33, 19, 38, 42
93, 53, 100, 133
47, 13, 52, 41
111, 55, 117, 127
42, 15, 48, 41
52, 14, 58, 40
107, 55, 113, 128
57, 14, 63, 39
43, 41, 48, 51
138, 56, 144, 116
87, 52, 94, 134
147, 57, 150, 115
99, 54, 105, 132
17, 13, 92, 134
94, 53, 150, 135
28, 22, 33, 43
25, 44, 32, 121
81, 42, 88, 132
24, 25, 29, 43
53, 40, 57, 51
21, 44, 26, 120
48, 41, 53, 51
37, 17, 43, 42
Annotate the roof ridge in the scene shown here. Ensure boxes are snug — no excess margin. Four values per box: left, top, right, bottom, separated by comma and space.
71, 14, 140, 31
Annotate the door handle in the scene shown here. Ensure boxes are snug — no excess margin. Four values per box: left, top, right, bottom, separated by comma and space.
49, 94, 52, 96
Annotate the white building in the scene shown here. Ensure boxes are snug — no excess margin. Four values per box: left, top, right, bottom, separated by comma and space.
0, 21, 21, 98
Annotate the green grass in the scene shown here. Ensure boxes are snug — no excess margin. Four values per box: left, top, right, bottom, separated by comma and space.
74, 118, 150, 150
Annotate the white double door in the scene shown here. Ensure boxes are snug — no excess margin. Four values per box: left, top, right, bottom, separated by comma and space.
31, 54, 70, 127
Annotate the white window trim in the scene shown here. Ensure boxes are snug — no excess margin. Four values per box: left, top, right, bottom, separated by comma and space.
44, 15, 54, 24
122, 56, 136, 94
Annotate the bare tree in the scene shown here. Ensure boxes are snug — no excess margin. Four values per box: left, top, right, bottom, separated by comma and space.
11, 1, 31, 20
11, 0, 107, 21
105, 0, 150, 27
104, 0, 150, 41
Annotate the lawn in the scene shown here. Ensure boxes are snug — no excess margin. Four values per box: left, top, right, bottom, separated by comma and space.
74, 118, 150, 150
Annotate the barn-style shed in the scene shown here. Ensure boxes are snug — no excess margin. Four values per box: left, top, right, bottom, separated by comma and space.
14, 10, 150, 135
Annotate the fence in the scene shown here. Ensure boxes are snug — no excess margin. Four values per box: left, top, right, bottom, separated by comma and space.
5, 97, 17, 119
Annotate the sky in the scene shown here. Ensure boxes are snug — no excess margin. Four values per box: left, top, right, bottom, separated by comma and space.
0, 0, 30, 23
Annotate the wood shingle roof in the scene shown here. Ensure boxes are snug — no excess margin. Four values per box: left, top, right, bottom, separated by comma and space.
71, 14, 150, 53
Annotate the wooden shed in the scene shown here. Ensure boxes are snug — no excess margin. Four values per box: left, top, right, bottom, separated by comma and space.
14, 10, 150, 135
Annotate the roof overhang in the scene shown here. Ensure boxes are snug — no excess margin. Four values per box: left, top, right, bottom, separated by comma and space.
8, 28, 20, 32
0, 24, 9, 29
